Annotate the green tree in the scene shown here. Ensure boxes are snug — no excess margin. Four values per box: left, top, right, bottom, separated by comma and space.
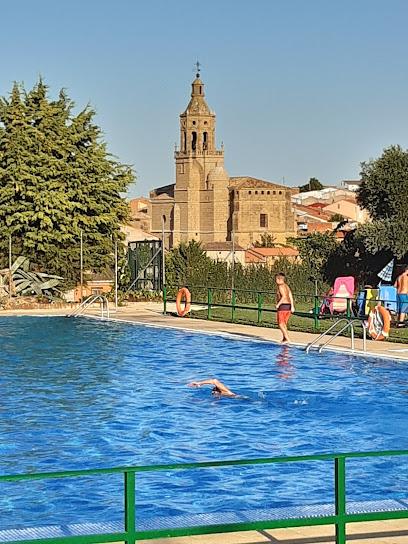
357, 145, 408, 257
0, 78, 134, 283
253, 232, 276, 247
287, 232, 337, 287
298, 177, 324, 193
330, 213, 345, 222
165, 240, 212, 287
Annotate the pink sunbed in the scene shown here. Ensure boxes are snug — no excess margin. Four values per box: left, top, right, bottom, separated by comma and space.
331, 276, 355, 313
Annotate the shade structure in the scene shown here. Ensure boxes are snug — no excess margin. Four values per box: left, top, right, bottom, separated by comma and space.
378, 259, 394, 282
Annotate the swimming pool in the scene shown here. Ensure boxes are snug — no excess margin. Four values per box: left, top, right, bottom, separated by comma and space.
0, 316, 407, 533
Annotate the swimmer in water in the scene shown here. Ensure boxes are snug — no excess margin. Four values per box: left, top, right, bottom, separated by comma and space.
188, 379, 235, 397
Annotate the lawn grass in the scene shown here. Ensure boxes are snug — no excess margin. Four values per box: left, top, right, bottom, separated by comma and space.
183, 298, 408, 345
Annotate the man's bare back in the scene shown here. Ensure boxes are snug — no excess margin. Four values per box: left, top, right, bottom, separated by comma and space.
395, 273, 408, 294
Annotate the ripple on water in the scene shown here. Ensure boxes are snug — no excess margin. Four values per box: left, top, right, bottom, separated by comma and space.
0, 316, 407, 530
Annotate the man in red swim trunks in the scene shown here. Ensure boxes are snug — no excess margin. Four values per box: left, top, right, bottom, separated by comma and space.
275, 273, 295, 344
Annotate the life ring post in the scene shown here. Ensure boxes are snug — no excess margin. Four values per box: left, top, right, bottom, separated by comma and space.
176, 287, 191, 317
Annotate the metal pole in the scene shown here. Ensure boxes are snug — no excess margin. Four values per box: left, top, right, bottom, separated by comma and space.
115, 240, 118, 312
162, 216, 166, 290
8, 234, 12, 301
80, 231, 83, 302
231, 230, 235, 291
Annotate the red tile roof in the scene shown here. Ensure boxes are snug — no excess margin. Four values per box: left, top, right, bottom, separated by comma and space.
249, 247, 299, 257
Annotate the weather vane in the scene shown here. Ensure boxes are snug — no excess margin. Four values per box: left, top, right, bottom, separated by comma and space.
195, 60, 201, 77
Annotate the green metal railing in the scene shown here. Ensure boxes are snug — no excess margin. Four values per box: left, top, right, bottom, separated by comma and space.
163, 285, 361, 330
2, 450, 407, 544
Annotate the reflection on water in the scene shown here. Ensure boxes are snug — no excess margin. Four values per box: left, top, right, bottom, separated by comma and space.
275, 346, 296, 381
0, 316, 407, 530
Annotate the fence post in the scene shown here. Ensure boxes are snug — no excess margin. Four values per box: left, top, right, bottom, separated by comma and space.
334, 457, 346, 544
258, 292, 262, 324
163, 284, 167, 315
124, 470, 136, 544
232, 289, 236, 321
314, 295, 319, 330
207, 288, 212, 319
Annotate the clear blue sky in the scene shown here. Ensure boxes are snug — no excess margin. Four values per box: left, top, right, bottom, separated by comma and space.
2, 0, 408, 198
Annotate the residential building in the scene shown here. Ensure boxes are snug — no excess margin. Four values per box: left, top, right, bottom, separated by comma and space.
338, 180, 361, 192
323, 199, 368, 223
203, 241, 246, 265
245, 247, 300, 265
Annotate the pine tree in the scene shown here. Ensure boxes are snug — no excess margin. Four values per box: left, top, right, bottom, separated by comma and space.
0, 79, 134, 283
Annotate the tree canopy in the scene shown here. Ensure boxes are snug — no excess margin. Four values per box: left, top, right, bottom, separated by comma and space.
298, 177, 323, 193
357, 145, 408, 258
288, 231, 337, 285
0, 78, 134, 283
253, 232, 276, 247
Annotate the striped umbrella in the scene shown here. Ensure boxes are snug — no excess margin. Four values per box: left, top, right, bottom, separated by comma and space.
378, 259, 394, 283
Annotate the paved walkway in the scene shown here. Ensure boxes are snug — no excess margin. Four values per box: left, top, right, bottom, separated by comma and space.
2, 304, 408, 542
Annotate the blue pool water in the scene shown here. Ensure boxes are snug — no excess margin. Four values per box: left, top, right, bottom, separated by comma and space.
0, 316, 407, 532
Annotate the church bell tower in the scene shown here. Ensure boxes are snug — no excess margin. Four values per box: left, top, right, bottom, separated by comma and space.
173, 69, 229, 245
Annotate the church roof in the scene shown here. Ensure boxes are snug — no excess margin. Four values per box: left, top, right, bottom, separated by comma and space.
229, 177, 288, 190
182, 76, 214, 116
207, 165, 229, 182
150, 192, 174, 201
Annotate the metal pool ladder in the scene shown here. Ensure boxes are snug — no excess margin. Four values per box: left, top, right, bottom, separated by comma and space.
306, 318, 367, 354
67, 294, 110, 320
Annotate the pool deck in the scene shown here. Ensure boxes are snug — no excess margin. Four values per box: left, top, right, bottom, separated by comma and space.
87, 301, 408, 361
2, 304, 408, 543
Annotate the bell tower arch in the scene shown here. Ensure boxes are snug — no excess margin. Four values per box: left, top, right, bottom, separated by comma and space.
173, 71, 228, 246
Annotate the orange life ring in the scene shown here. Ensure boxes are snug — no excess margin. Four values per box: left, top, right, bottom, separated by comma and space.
176, 287, 191, 317
368, 305, 391, 341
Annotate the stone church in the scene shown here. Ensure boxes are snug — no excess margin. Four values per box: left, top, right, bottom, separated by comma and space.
150, 74, 296, 249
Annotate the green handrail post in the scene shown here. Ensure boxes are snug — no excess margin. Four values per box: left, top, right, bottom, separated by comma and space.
335, 457, 346, 544
346, 298, 351, 318
163, 284, 167, 315
232, 289, 236, 321
124, 470, 136, 544
207, 287, 212, 319
258, 292, 262, 324
314, 295, 319, 330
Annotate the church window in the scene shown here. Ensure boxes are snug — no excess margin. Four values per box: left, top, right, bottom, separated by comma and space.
273, 191, 276, 195
260, 214, 268, 228
248, 191, 251, 195
192, 121, 196, 125
261, 191, 264, 195
267, 191, 270, 195
279, 191, 282, 195
204, 121, 208, 125
203, 131, 208, 150
199, 86, 202, 94
179, 162, 184, 174
191, 131, 197, 151
182, 132, 186, 152
255, 191, 258, 195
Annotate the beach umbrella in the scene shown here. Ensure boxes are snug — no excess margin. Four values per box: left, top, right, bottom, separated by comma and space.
378, 259, 394, 283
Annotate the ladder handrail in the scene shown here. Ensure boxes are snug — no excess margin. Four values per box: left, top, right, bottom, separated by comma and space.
306, 318, 366, 354
67, 294, 110, 319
